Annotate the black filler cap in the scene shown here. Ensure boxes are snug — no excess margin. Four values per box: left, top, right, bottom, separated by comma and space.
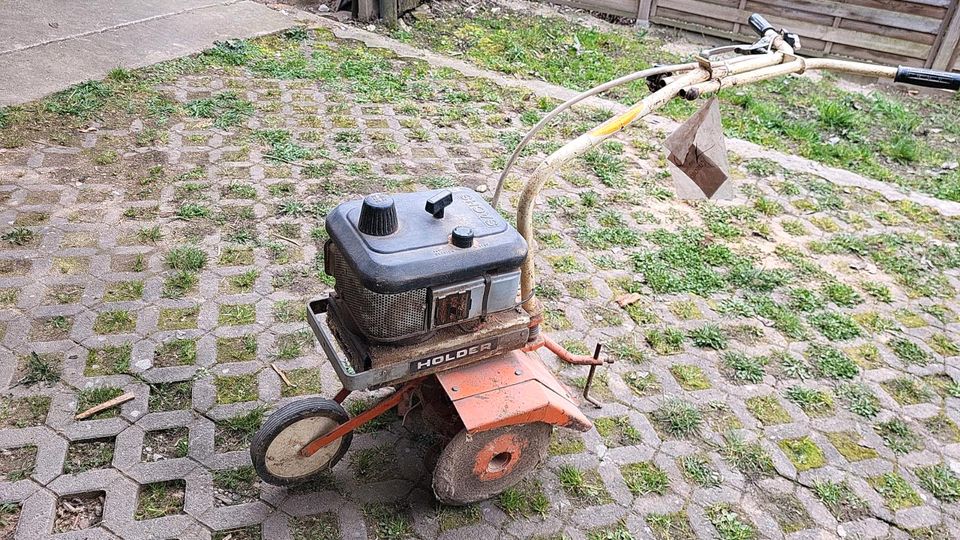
451, 226, 474, 248
357, 193, 398, 236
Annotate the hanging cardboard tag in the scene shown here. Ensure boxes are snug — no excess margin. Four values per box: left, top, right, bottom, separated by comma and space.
663, 97, 733, 200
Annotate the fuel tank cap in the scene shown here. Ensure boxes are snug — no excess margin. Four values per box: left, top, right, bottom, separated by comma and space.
357, 193, 398, 236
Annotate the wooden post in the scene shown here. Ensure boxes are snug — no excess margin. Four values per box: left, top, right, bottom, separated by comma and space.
636, 0, 653, 27
931, 0, 960, 70
380, 0, 398, 27
353, 0, 378, 23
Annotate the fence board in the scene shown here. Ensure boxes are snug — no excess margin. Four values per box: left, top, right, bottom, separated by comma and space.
656, 0, 930, 58
551, 0, 638, 17
932, 1, 960, 69
552, 0, 959, 73
749, 0, 942, 34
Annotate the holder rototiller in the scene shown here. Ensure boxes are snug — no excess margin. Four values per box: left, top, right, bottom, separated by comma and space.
250, 14, 959, 504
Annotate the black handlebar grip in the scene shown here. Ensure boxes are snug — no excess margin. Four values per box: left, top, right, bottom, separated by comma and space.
748, 13, 775, 36
895, 66, 960, 91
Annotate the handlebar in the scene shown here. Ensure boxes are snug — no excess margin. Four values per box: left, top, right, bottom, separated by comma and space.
503, 12, 959, 321
895, 66, 960, 91
748, 13, 775, 37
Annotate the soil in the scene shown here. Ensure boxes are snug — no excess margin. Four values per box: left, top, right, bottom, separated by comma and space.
141, 428, 189, 462
54, 492, 105, 533
64, 438, 115, 474
0, 446, 36, 482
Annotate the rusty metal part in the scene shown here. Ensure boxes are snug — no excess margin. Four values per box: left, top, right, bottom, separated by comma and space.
299, 380, 422, 457
542, 334, 602, 366
435, 349, 592, 433
418, 377, 464, 439
333, 388, 351, 404
581, 344, 607, 408
432, 422, 552, 505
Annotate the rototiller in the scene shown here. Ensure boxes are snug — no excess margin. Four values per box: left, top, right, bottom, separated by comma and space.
250, 14, 959, 504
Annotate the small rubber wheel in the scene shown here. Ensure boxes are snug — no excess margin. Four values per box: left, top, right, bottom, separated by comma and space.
432, 422, 552, 505
250, 398, 352, 486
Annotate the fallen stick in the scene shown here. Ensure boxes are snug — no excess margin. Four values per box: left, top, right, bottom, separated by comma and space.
271, 233, 301, 247
271, 363, 296, 387
75, 392, 134, 420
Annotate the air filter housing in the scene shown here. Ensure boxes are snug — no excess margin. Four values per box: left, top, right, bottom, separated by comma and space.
324, 188, 527, 343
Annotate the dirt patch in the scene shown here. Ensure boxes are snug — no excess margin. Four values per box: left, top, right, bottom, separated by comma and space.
141, 428, 189, 462
54, 492, 105, 532
0, 446, 36, 482
64, 438, 115, 474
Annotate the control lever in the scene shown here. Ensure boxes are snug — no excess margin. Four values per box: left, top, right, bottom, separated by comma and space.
425, 190, 453, 219
582, 343, 613, 408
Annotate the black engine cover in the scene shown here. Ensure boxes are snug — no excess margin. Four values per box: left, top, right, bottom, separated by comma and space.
325, 188, 527, 294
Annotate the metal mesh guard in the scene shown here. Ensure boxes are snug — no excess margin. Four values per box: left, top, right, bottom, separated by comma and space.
328, 243, 427, 340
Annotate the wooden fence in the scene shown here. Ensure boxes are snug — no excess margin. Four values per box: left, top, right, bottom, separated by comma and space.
548, 0, 960, 71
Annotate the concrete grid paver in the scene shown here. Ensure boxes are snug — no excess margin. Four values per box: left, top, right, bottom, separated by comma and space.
0, 16, 958, 540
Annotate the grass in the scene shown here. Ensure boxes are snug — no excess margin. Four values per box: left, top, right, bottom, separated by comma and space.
64, 438, 115, 474
868, 473, 922, 510
621, 462, 668, 496
646, 512, 696, 540
157, 306, 199, 330
135, 480, 185, 520
362, 504, 412, 540
2, 227, 34, 246
215, 374, 259, 404
808, 311, 861, 341
806, 344, 858, 380
289, 513, 339, 540
163, 270, 198, 298
166, 245, 207, 271
669, 364, 710, 390
280, 369, 323, 398
557, 465, 612, 504
497, 479, 550, 518
85, 344, 132, 376
688, 324, 727, 350
874, 418, 921, 455
645, 328, 685, 355
836, 383, 881, 418
777, 437, 825, 471
813, 481, 868, 522
217, 336, 258, 363
784, 386, 834, 416
651, 399, 702, 438
721, 435, 774, 479
678, 454, 721, 488
219, 304, 257, 326
103, 280, 144, 301
185, 91, 254, 128
826, 431, 879, 462
216, 407, 264, 450
705, 504, 755, 540
915, 464, 960, 503
93, 310, 135, 334
721, 352, 766, 384
745, 395, 791, 425
881, 377, 933, 405
154, 339, 197, 367
594, 416, 642, 447
889, 337, 929, 365
20, 352, 60, 385
76, 387, 124, 420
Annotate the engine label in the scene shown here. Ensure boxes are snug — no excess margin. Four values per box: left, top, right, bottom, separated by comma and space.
410, 337, 500, 372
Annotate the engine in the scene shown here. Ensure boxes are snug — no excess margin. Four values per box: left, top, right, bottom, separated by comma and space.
318, 188, 532, 382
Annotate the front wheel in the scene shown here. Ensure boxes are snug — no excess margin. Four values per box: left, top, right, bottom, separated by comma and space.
250, 398, 352, 486
432, 423, 552, 505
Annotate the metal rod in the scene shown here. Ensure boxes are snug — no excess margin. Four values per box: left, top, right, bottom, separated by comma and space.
300, 380, 421, 457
